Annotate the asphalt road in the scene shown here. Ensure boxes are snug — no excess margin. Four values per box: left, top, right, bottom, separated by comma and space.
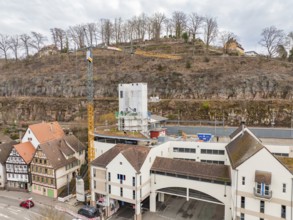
166, 125, 293, 139
0, 196, 73, 220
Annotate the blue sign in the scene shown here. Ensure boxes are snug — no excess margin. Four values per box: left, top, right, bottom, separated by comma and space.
197, 133, 213, 142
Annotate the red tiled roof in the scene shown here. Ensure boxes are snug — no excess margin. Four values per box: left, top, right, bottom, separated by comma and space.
29, 121, 65, 144
14, 141, 36, 164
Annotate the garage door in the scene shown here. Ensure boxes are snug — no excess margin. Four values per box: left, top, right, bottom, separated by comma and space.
47, 189, 54, 198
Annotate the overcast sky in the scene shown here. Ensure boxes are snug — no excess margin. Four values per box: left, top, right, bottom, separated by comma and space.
0, 0, 292, 52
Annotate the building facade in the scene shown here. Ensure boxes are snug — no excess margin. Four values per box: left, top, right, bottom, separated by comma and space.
117, 83, 148, 132
5, 142, 35, 191
30, 135, 86, 198
91, 126, 293, 220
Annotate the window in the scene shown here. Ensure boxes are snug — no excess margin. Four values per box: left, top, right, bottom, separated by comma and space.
117, 174, 126, 181
120, 162, 122, 165
120, 91, 123, 98
93, 169, 96, 177
281, 205, 286, 218
140, 189, 142, 198
133, 190, 135, 199
260, 201, 265, 213
256, 183, 270, 196
132, 177, 135, 187
260, 218, 264, 220
108, 172, 111, 181
241, 196, 245, 208
242, 177, 245, 185
94, 180, 96, 189
140, 176, 142, 185
120, 187, 123, 197
240, 213, 244, 220
283, 183, 286, 193
108, 185, 111, 194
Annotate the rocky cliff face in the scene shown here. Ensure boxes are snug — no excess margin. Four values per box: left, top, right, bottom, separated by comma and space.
1, 48, 293, 127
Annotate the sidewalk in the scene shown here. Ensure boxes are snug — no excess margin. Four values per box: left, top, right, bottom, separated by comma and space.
0, 189, 84, 219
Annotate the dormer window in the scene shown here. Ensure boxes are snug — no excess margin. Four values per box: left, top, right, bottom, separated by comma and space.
254, 170, 272, 199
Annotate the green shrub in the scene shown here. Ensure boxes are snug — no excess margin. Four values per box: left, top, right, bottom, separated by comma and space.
185, 60, 191, 69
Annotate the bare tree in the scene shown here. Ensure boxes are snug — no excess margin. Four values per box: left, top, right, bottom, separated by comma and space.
50, 28, 67, 50
20, 34, 31, 58
30, 32, 47, 52
131, 13, 147, 41
99, 19, 113, 45
259, 26, 285, 58
172, 11, 187, 39
287, 31, 293, 50
145, 17, 153, 40
138, 13, 148, 41
203, 16, 218, 52
103, 19, 113, 45
68, 25, 85, 49
9, 35, 20, 60
164, 18, 173, 37
84, 23, 98, 46
188, 13, 204, 41
152, 12, 166, 41
0, 34, 11, 62
113, 17, 123, 44
219, 31, 238, 53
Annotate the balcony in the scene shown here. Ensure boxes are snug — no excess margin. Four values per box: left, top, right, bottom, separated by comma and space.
253, 187, 272, 200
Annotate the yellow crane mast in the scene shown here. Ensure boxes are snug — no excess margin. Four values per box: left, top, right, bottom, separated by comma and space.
86, 48, 95, 193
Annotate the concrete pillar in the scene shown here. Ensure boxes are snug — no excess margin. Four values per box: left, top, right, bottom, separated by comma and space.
105, 195, 110, 217
150, 191, 157, 212
134, 200, 142, 220
224, 205, 232, 220
158, 193, 164, 202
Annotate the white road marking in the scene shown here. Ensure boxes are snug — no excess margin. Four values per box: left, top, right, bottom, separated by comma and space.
0, 213, 10, 219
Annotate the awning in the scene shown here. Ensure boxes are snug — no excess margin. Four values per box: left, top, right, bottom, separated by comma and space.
255, 170, 271, 185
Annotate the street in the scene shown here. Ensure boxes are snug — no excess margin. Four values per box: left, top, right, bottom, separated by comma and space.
0, 196, 73, 220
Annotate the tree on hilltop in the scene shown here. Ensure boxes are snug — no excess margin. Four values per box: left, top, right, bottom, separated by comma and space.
259, 26, 285, 58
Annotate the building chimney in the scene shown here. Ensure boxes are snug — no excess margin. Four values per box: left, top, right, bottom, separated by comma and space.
241, 121, 245, 136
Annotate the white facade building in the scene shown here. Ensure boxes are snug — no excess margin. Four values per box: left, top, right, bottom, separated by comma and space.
117, 83, 148, 132
91, 126, 293, 220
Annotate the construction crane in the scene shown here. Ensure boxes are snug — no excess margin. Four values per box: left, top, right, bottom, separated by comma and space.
86, 47, 95, 193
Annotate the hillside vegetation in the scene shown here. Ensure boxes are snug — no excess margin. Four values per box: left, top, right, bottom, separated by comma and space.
1, 40, 293, 127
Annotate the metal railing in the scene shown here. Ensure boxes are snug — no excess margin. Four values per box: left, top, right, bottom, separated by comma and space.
253, 187, 272, 199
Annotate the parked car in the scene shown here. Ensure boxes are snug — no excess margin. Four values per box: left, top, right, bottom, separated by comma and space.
78, 206, 100, 219
19, 200, 34, 209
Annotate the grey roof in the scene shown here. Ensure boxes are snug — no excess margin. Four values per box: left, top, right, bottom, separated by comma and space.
229, 125, 246, 139
39, 138, 78, 169
151, 157, 231, 182
91, 144, 150, 172
0, 133, 12, 144
64, 135, 86, 152
226, 130, 264, 169
150, 115, 168, 122
0, 141, 17, 164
